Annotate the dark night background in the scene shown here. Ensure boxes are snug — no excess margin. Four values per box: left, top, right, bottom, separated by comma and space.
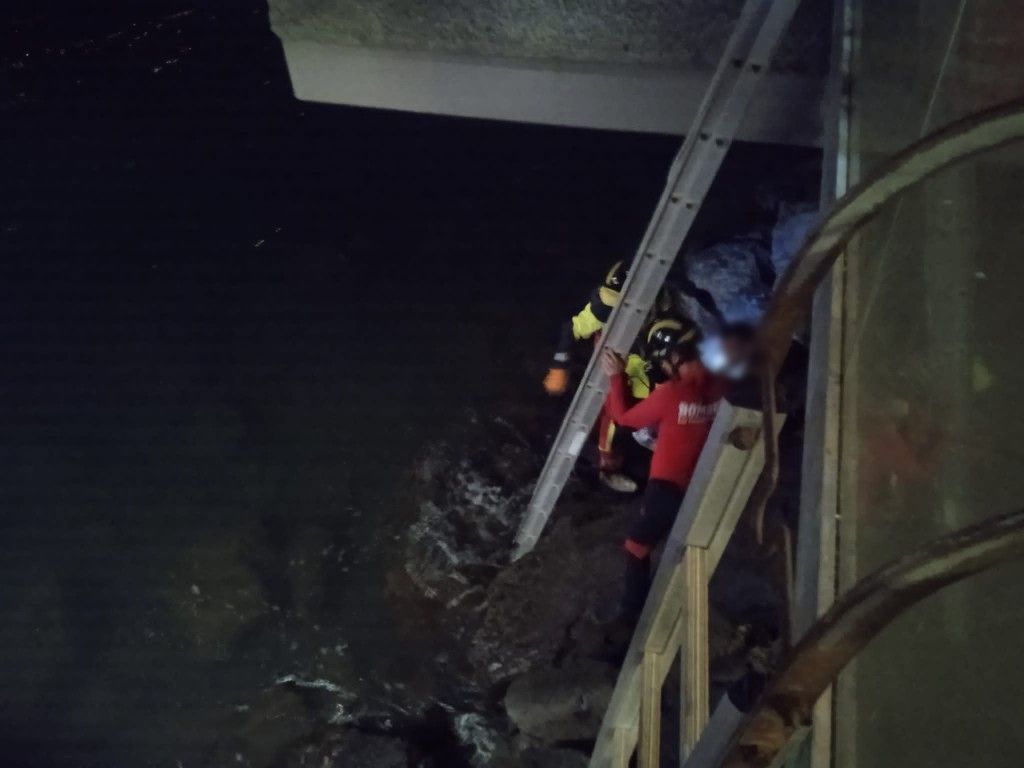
0, 2, 817, 766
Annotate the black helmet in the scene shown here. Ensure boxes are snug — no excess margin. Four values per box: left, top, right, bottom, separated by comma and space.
646, 318, 700, 363
604, 260, 628, 291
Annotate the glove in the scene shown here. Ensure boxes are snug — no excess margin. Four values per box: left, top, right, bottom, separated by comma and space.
543, 367, 569, 396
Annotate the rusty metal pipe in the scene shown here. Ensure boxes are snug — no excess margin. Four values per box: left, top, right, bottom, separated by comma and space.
754, 98, 1024, 372
718, 508, 1024, 768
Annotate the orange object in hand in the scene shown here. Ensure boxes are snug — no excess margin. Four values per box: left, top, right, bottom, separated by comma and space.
543, 367, 570, 395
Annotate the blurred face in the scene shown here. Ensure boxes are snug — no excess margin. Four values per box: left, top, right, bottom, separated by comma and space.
722, 334, 755, 371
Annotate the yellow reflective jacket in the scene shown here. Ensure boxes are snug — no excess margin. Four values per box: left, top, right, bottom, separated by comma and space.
625, 353, 652, 399
569, 285, 620, 342
563, 289, 650, 400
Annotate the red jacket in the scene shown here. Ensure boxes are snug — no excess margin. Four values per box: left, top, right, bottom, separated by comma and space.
606, 363, 724, 489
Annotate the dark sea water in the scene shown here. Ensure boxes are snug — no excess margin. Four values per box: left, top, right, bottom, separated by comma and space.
0, 3, 817, 766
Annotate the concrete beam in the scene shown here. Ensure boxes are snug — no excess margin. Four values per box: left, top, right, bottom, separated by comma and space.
279, 40, 824, 146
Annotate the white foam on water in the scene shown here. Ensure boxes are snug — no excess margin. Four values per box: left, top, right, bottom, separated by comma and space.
275, 674, 346, 695
453, 713, 497, 765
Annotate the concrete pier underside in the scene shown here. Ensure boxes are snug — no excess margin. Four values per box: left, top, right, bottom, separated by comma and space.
270, 0, 828, 145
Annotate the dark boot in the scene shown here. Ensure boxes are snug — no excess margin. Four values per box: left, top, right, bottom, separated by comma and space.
591, 552, 650, 627
621, 552, 652, 619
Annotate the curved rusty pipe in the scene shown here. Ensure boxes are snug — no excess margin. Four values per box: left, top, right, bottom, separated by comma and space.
749, 360, 778, 547
744, 98, 1024, 561
755, 97, 1024, 372
718, 508, 1024, 768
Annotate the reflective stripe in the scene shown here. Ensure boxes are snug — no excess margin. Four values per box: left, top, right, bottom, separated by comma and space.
604, 420, 617, 452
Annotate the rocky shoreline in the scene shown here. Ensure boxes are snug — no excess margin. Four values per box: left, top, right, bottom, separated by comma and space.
165, 365, 795, 767
170, 214, 813, 765
180, 395, 783, 768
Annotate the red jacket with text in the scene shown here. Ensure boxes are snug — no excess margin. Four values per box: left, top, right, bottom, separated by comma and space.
606, 362, 725, 489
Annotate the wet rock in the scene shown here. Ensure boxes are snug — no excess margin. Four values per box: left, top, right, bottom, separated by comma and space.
404, 411, 537, 610
707, 546, 786, 682
681, 237, 775, 326
273, 667, 361, 726
770, 204, 818, 281
709, 602, 749, 662
710, 548, 784, 632
504, 659, 616, 743
674, 204, 819, 334
286, 728, 407, 768
454, 712, 507, 767
452, 713, 589, 768
165, 532, 270, 660
470, 511, 626, 682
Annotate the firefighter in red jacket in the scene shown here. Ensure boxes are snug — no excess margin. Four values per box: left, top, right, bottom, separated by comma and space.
600, 318, 725, 620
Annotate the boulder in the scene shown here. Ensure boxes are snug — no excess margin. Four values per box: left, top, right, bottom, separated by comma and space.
404, 411, 537, 611
452, 712, 589, 768
770, 204, 818, 281
454, 712, 507, 767
470, 510, 627, 682
681, 237, 774, 326
504, 659, 616, 743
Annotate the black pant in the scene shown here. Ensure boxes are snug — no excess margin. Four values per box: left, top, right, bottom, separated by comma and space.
622, 479, 685, 616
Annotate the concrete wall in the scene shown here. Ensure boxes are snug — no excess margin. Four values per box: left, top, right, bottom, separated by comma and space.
270, 0, 828, 71
269, 0, 828, 145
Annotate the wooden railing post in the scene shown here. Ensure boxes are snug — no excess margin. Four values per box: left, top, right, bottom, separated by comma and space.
612, 724, 638, 768
640, 547, 711, 768
681, 547, 710, 761
639, 650, 664, 768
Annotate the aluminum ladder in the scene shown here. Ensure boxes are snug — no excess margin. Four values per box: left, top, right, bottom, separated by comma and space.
513, 0, 805, 559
